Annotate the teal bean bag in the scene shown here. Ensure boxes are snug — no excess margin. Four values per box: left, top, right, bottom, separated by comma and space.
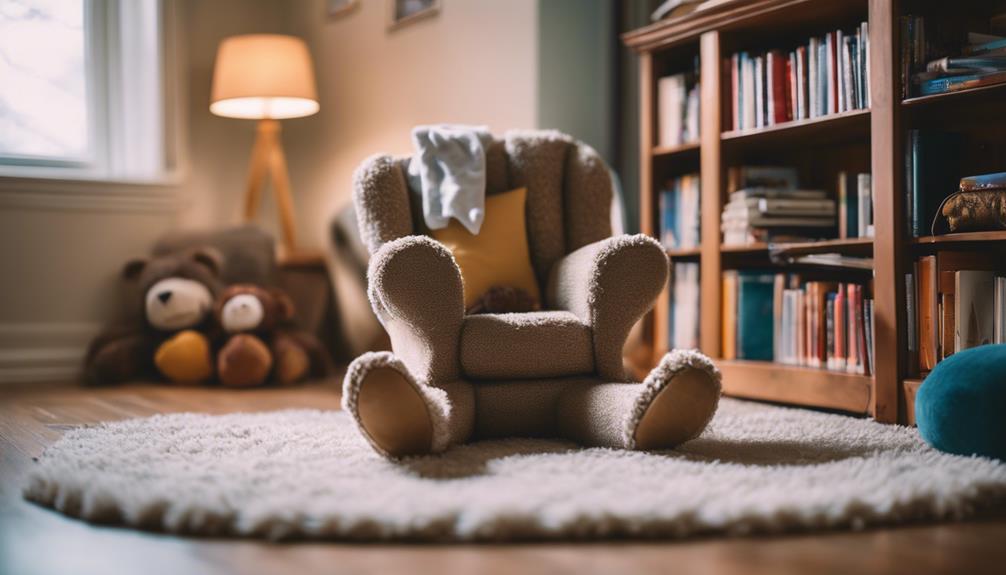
916, 344, 1006, 460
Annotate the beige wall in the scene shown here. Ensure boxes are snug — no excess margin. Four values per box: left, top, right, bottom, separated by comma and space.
284, 0, 540, 249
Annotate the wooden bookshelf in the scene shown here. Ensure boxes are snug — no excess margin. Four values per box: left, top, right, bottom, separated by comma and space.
625, 0, 1006, 425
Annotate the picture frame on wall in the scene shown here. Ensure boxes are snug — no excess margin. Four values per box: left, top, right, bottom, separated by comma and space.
388, 0, 440, 30
327, 0, 358, 18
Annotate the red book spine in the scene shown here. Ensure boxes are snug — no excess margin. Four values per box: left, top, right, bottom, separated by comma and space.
784, 54, 795, 122
771, 51, 787, 124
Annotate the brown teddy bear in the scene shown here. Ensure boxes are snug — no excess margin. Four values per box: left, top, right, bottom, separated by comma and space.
215, 284, 330, 387
85, 249, 223, 385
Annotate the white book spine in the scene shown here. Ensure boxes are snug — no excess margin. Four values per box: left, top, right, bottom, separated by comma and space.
857, 173, 872, 239
837, 29, 846, 112
808, 38, 818, 118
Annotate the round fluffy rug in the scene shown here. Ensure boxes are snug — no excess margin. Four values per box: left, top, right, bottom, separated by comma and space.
23, 398, 1006, 541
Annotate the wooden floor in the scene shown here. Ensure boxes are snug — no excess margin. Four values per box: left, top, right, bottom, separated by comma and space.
1, 381, 1004, 575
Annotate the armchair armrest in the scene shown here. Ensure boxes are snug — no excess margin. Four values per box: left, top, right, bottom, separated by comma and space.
547, 234, 668, 379
368, 235, 465, 382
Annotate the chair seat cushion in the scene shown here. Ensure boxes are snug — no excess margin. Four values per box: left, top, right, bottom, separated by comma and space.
460, 311, 594, 379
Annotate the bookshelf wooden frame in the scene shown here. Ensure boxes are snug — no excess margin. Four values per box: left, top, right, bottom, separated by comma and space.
625, 0, 1005, 425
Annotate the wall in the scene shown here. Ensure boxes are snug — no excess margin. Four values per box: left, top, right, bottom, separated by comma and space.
284, 0, 540, 250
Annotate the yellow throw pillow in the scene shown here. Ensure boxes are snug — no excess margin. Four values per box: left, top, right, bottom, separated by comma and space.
431, 187, 541, 311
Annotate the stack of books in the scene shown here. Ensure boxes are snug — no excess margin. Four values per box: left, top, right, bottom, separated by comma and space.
837, 171, 874, 239
720, 272, 874, 374
671, 262, 700, 350
721, 166, 836, 246
726, 21, 870, 131
903, 13, 1006, 97
905, 130, 963, 237
657, 69, 700, 147
659, 174, 701, 250
909, 252, 1006, 375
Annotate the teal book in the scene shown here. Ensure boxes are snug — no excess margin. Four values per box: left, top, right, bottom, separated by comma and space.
736, 272, 776, 360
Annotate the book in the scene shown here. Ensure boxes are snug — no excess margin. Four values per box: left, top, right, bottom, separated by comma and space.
672, 262, 701, 350
727, 22, 868, 130
722, 271, 738, 360
906, 130, 963, 237
864, 298, 875, 375
837, 171, 858, 239
960, 171, 1006, 191
926, 55, 1006, 73
996, 276, 1006, 344
918, 255, 938, 371
659, 174, 701, 249
658, 72, 700, 147
940, 270, 956, 361
727, 166, 798, 193
730, 187, 825, 201
736, 272, 776, 360
857, 173, 874, 238
955, 270, 996, 351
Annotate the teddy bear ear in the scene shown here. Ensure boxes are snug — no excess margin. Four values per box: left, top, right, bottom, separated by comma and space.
270, 288, 297, 320
122, 259, 147, 281
190, 248, 223, 276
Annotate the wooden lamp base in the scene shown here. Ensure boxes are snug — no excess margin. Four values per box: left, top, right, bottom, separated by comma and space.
244, 119, 323, 264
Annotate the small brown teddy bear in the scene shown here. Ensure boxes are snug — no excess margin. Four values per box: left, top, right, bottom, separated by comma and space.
85, 249, 223, 385
215, 284, 329, 387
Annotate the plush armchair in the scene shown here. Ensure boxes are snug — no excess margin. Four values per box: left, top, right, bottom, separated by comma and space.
343, 130, 721, 458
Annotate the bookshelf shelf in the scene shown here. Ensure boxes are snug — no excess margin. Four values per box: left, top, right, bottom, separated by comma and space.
666, 247, 701, 259
721, 108, 870, 148
912, 231, 1006, 246
625, 0, 1003, 426
721, 238, 874, 257
720, 242, 768, 254
653, 141, 700, 157
901, 80, 1006, 109
716, 360, 872, 415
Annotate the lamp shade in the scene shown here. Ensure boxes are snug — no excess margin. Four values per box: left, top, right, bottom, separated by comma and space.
210, 34, 319, 120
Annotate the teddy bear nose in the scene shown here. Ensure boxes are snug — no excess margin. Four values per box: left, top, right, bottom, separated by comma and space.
157, 291, 173, 304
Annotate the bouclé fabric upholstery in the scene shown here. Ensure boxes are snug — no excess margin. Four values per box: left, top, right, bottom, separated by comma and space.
345, 130, 721, 458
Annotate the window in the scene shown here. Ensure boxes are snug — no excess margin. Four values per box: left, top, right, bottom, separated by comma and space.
0, 0, 172, 181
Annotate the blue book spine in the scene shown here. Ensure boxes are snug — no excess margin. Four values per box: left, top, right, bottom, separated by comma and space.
736, 273, 776, 361
918, 73, 986, 96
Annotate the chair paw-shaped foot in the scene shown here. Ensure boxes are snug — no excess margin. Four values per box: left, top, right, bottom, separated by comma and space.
632, 351, 721, 451
345, 355, 434, 458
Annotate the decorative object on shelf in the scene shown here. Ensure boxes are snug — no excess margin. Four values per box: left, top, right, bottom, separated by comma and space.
916, 343, 1006, 460
327, 0, 358, 18
940, 171, 1006, 233
210, 34, 319, 260
388, 0, 439, 30
84, 250, 224, 386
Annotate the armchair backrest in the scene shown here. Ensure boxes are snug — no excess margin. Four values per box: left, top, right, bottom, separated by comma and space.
352, 130, 613, 286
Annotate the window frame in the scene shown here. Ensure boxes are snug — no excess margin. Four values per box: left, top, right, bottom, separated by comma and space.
0, 0, 183, 186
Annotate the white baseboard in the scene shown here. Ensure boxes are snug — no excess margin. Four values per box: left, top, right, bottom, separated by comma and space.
0, 322, 102, 384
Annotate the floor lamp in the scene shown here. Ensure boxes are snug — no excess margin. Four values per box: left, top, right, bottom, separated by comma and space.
210, 34, 320, 261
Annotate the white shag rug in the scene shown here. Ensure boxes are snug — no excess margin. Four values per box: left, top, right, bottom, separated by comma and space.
23, 398, 1006, 541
